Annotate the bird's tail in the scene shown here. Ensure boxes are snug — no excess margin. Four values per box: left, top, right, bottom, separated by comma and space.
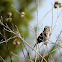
32, 43, 38, 51
32, 40, 38, 50
32, 44, 36, 51
33, 44, 36, 48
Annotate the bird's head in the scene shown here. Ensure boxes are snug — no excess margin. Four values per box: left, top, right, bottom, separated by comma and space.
44, 26, 50, 32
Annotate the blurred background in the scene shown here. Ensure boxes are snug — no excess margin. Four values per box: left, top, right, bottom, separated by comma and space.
0, 0, 62, 62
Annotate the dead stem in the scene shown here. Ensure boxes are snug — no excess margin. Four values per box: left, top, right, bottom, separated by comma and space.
41, 46, 47, 62
11, 52, 34, 62
0, 36, 17, 44
0, 56, 6, 62
11, 5, 36, 35
0, 20, 47, 62
35, 0, 39, 62
51, 3, 53, 30
22, 47, 27, 62
1, 16, 12, 62
52, 10, 62, 32
39, 8, 53, 25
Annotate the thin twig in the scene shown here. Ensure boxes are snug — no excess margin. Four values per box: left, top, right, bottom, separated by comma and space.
3, 30, 12, 62
22, 47, 27, 62
0, 56, 6, 62
52, 10, 62, 32
11, 5, 36, 35
23, 42, 31, 60
39, 8, 53, 25
51, 3, 53, 30
22, 31, 32, 62
45, 31, 62, 61
0, 20, 47, 62
11, 52, 34, 62
24, 17, 36, 34
1, 16, 12, 62
19, 36, 47, 62
35, 0, 39, 62
41, 46, 47, 62
0, 36, 17, 44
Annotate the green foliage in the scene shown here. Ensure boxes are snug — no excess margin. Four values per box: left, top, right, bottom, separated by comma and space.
6, 56, 19, 62
0, 0, 35, 60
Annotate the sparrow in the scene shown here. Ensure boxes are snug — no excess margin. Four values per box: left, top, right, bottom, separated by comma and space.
33, 26, 51, 48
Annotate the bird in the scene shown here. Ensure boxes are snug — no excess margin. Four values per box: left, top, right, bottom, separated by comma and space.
33, 26, 51, 48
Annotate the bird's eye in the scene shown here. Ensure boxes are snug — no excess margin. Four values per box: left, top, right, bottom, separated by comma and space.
46, 28, 47, 29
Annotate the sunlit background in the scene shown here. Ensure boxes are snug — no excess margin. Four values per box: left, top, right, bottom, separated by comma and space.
0, 0, 62, 62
